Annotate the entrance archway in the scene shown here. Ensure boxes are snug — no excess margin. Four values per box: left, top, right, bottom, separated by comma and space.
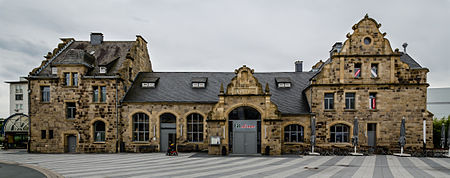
160, 113, 176, 152
228, 106, 261, 154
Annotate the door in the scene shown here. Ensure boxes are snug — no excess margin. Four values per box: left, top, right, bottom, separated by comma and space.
232, 120, 257, 154
368, 123, 376, 147
160, 123, 176, 152
67, 135, 77, 153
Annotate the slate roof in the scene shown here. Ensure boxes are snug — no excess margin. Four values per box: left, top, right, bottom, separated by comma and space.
122, 72, 317, 115
400, 53, 423, 69
35, 41, 134, 76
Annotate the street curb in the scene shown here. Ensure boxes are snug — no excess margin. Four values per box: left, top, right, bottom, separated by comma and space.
0, 160, 63, 178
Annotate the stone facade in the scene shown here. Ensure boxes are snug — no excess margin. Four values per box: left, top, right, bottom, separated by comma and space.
28, 34, 151, 153
29, 15, 433, 155
305, 15, 433, 153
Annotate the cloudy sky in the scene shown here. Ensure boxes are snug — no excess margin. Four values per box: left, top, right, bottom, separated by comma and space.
0, 0, 449, 118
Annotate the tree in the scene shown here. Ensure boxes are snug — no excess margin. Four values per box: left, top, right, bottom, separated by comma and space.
433, 115, 450, 148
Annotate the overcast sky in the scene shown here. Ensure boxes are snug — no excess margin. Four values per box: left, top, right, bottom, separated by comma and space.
0, 0, 449, 118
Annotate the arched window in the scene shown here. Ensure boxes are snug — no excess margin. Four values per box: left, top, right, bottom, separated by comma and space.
330, 124, 350, 143
187, 113, 203, 142
94, 121, 105, 142
284, 124, 304, 142
133, 113, 149, 142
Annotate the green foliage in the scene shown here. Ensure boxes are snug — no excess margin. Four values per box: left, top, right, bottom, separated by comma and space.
433, 115, 450, 148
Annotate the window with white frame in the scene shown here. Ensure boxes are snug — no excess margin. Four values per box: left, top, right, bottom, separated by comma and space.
94, 121, 106, 142
187, 113, 204, 142
324, 93, 334, 110
345, 93, 355, 109
41, 86, 50, 102
133, 113, 149, 142
330, 124, 350, 143
284, 124, 304, 142
369, 93, 377, 109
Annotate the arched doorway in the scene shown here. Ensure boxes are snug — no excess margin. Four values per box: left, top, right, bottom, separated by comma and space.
228, 106, 261, 154
160, 113, 176, 152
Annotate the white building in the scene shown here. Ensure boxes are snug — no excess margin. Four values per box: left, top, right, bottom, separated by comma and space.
5, 77, 28, 115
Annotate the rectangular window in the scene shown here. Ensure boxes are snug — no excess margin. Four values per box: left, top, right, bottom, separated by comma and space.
15, 85, 23, 93
49, 130, 54, 139
41, 86, 50, 102
324, 93, 334, 110
15, 94, 23, 100
72, 73, 78, 86
369, 93, 377, 109
64, 72, 71, 86
354, 63, 362, 78
41, 130, 46, 139
345, 93, 355, 109
101, 86, 106, 102
93, 86, 106, 102
19, 104, 23, 110
93, 86, 99, 102
371, 64, 378, 78
66, 102, 76, 119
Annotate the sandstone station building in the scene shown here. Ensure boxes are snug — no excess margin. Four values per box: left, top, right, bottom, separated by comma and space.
29, 15, 433, 155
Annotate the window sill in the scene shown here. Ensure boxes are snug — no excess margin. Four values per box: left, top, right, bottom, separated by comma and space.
132, 141, 151, 144
344, 109, 357, 112
66, 118, 76, 121
61, 86, 78, 88
92, 102, 107, 104
371, 77, 380, 79
284, 142, 305, 145
324, 109, 336, 112
93, 141, 106, 144
39, 102, 51, 104
330, 143, 351, 147
368, 109, 378, 112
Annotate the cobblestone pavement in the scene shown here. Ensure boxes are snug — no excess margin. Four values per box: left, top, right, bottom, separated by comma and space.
1, 150, 449, 178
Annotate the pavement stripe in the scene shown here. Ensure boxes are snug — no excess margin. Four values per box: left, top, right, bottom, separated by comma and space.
396, 156, 433, 178
265, 156, 334, 178
386, 155, 414, 178
168, 158, 278, 178
287, 156, 345, 178
409, 157, 449, 178
221, 157, 306, 178
210, 158, 296, 178
57, 155, 197, 174
373, 155, 394, 178
109, 157, 255, 178
330, 156, 365, 178
352, 156, 376, 178
69, 156, 232, 177
309, 156, 355, 178
245, 156, 319, 178
428, 157, 450, 169
419, 157, 450, 175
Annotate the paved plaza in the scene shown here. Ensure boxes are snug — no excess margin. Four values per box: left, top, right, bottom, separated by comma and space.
1, 150, 449, 178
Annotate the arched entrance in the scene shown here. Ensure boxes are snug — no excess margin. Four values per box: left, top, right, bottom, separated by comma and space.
160, 113, 176, 152
1, 113, 29, 149
228, 106, 261, 154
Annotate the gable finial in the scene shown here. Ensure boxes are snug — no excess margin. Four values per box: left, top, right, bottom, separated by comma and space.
365, 13, 369, 19
220, 82, 224, 94
265, 82, 270, 94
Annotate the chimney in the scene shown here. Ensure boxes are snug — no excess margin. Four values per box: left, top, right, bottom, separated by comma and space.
90, 32, 103, 45
329, 42, 342, 57
295, 60, 303, 72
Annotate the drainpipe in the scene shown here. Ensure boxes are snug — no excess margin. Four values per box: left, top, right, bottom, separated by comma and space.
115, 78, 119, 153
27, 78, 31, 153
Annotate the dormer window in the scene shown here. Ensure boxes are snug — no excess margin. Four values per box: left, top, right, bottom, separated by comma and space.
191, 77, 207, 89
275, 77, 292, 88
99, 67, 107, 74
141, 82, 156, 88
141, 77, 159, 88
